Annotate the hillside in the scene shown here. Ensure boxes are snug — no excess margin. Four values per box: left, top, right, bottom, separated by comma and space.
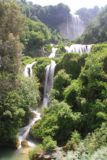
1, 1, 107, 160
19, 0, 100, 40
77, 5, 107, 43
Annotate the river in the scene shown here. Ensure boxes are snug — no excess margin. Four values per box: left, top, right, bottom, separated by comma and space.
0, 148, 30, 160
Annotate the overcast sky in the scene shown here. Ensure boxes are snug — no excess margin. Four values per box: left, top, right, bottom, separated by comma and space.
27, 0, 107, 13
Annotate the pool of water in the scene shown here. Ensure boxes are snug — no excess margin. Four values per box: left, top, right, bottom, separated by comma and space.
0, 148, 29, 160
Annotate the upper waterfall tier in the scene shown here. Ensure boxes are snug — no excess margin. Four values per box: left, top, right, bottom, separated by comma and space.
59, 14, 85, 40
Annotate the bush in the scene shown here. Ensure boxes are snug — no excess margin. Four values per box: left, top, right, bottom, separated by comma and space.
30, 101, 82, 145
43, 136, 57, 151
54, 69, 71, 100
29, 145, 44, 160
66, 131, 81, 150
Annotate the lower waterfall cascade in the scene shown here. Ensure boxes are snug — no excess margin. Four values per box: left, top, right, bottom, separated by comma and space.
43, 60, 56, 107
18, 44, 92, 148
19, 47, 57, 148
18, 61, 41, 149
43, 47, 57, 107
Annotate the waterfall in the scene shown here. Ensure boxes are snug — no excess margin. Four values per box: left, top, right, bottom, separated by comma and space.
65, 44, 92, 54
18, 61, 41, 149
23, 62, 36, 77
43, 47, 57, 107
18, 111, 41, 149
71, 15, 84, 40
43, 60, 56, 107
49, 47, 58, 58
59, 14, 84, 40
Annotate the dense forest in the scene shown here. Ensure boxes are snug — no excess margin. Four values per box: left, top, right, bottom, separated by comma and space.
77, 6, 107, 43
0, 0, 107, 160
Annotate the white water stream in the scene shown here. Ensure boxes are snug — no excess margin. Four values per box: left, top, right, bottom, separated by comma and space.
43, 60, 56, 106
23, 62, 36, 77
43, 47, 57, 107
59, 14, 85, 40
65, 44, 92, 54
18, 62, 41, 149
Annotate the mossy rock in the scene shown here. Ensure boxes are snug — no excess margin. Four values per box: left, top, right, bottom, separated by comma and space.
21, 140, 29, 148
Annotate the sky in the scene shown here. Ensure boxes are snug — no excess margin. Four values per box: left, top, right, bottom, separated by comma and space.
27, 0, 107, 13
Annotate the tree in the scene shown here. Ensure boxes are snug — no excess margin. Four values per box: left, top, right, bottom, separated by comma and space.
0, 0, 25, 147
77, 6, 107, 43
30, 101, 81, 145
54, 69, 71, 100
22, 18, 51, 56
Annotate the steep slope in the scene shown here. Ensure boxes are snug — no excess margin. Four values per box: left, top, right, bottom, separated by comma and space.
77, 6, 107, 43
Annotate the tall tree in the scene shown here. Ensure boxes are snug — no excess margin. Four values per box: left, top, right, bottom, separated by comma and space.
0, 0, 25, 147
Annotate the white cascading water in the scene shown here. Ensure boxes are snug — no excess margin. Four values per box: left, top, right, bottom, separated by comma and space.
59, 14, 84, 40
43, 47, 57, 107
43, 60, 56, 106
23, 62, 36, 77
71, 14, 84, 40
49, 47, 58, 58
65, 44, 92, 54
18, 111, 41, 149
18, 62, 41, 149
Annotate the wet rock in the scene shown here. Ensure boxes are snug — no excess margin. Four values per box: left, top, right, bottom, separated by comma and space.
21, 140, 29, 147
43, 154, 51, 160
33, 153, 52, 160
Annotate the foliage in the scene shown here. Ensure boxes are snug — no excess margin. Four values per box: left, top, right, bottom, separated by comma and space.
56, 53, 87, 79
22, 18, 52, 57
0, 0, 25, 147
18, 76, 40, 109
66, 131, 81, 151
33, 57, 51, 97
0, 75, 40, 147
77, 6, 107, 43
64, 79, 82, 109
0, 90, 25, 147
54, 69, 71, 100
30, 100, 81, 145
21, 55, 35, 65
43, 136, 57, 151
76, 6, 100, 26
20, 1, 70, 30
29, 145, 44, 160
63, 123, 107, 160
90, 147, 107, 160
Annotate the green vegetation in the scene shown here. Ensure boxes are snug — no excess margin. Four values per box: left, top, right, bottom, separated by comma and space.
30, 100, 81, 145
1, 1, 107, 160
76, 6, 99, 26
77, 6, 107, 43
20, 0, 70, 31
22, 18, 52, 57
0, 0, 24, 147
0, 0, 40, 147
30, 44, 107, 158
